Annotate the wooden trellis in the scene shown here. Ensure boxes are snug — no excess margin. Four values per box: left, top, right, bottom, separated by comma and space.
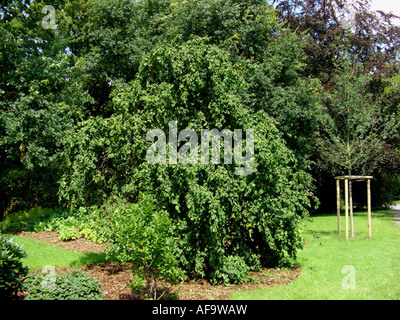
335, 175, 373, 240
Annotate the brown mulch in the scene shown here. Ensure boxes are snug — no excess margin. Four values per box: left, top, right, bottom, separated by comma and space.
14, 230, 302, 300
10, 230, 107, 253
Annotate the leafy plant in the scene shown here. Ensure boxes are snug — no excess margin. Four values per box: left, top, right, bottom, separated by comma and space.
210, 255, 251, 286
0, 235, 29, 299
0, 206, 55, 232
104, 193, 184, 300
23, 269, 105, 300
60, 38, 316, 285
58, 226, 80, 242
79, 227, 98, 243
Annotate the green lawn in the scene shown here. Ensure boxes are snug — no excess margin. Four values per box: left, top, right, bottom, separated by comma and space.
231, 210, 400, 300
12, 236, 109, 271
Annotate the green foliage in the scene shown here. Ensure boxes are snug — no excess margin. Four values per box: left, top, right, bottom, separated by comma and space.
211, 255, 251, 286
104, 193, 184, 300
58, 226, 80, 241
60, 38, 315, 284
0, 234, 29, 299
79, 227, 98, 243
0, 206, 55, 232
4, 0, 398, 287
0, 167, 61, 219
157, 0, 323, 158
23, 269, 105, 300
0, 0, 92, 214
0, 206, 108, 244
384, 70, 400, 97
317, 54, 398, 175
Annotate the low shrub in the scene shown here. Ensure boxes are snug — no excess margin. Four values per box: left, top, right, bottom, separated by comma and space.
0, 206, 55, 232
104, 193, 184, 300
23, 269, 105, 300
210, 255, 251, 286
58, 226, 80, 241
0, 235, 29, 299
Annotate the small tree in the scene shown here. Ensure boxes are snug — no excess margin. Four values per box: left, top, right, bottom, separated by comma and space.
104, 193, 184, 300
317, 54, 397, 235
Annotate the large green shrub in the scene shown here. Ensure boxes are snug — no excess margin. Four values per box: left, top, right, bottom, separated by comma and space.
59, 39, 315, 284
0, 235, 28, 299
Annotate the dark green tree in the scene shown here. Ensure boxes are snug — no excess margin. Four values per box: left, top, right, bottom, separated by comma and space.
0, 0, 90, 214
59, 38, 316, 283
272, 0, 400, 210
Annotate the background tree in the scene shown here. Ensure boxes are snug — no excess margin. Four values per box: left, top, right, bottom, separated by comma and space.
317, 53, 398, 231
272, 0, 400, 83
318, 55, 397, 176
272, 0, 400, 210
0, 0, 92, 216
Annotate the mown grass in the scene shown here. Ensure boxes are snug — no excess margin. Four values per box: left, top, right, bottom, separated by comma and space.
231, 210, 400, 300
12, 236, 109, 271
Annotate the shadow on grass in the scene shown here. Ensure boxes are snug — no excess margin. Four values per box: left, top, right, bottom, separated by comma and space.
310, 209, 393, 218
69, 252, 119, 267
304, 209, 396, 238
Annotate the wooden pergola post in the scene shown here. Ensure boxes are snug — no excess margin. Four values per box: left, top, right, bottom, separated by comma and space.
367, 179, 372, 238
336, 179, 340, 235
345, 178, 349, 240
335, 175, 373, 240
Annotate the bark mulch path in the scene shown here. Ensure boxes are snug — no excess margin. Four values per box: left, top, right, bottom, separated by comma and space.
14, 230, 301, 300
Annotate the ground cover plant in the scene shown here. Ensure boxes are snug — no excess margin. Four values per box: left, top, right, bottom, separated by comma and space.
0, 206, 109, 244
23, 269, 105, 300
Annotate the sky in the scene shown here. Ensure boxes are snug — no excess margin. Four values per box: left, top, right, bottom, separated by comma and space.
2, 1, 400, 23
370, 0, 400, 16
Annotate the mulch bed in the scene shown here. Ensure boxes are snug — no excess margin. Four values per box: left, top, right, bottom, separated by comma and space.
14, 230, 302, 300
12, 230, 106, 253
